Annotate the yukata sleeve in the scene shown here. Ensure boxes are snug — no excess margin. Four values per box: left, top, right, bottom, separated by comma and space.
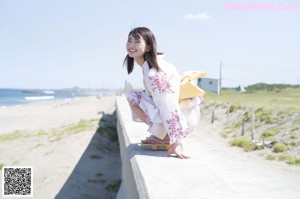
147, 70, 189, 144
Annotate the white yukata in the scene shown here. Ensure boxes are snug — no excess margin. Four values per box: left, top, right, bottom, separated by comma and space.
126, 59, 202, 144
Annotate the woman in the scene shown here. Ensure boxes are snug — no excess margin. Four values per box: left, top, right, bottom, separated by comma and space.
124, 27, 202, 159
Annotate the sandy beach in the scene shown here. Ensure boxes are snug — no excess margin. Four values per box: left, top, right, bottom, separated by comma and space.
0, 96, 121, 199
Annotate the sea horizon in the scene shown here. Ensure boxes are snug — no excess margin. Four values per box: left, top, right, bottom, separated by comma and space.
0, 88, 119, 108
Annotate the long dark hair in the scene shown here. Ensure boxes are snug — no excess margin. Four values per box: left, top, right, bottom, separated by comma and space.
123, 27, 161, 74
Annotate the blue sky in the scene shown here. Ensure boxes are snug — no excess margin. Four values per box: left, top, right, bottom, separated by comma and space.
0, 0, 299, 89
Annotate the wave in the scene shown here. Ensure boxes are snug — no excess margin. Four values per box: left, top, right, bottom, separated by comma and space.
25, 96, 55, 101
42, 90, 55, 94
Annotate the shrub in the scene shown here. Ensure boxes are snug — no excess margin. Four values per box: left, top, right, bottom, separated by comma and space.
230, 136, 255, 151
273, 143, 288, 153
229, 103, 242, 113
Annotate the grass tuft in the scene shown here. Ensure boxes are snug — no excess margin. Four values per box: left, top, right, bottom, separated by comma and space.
266, 154, 276, 161
261, 128, 281, 138
273, 143, 288, 153
105, 180, 121, 192
286, 157, 300, 165
97, 124, 118, 142
229, 103, 241, 113
0, 119, 99, 143
230, 136, 254, 151
0, 163, 4, 169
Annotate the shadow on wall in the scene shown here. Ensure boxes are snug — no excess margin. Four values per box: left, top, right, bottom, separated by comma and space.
55, 112, 121, 199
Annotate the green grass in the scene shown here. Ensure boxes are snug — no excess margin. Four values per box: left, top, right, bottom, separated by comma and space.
105, 180, 121, 192
278, 154, 289, 161
47, 119, 99, 142
229, 136, 258, 151
205, 87, 300, 112
229, 103, 242, 113
254, 108, 278, 124
286, 157, 300, 165
291, 126, 300, 132
266, 154, 276, 161
266, 154, 300, 165
206, 86, 300, 166
96, 124, 118, 142
261, 128, 281, 138
0, 130, 32, 142
34, 143, 44, 148
0, 119, 99, 142
221, 128, 235, 138
290, 133, 299, 139
273, 143, 288, 153
293, 117, 300, 124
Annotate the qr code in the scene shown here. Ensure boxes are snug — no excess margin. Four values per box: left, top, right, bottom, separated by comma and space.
2, 166, 33, 197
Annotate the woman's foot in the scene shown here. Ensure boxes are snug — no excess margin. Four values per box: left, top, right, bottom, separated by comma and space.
141, 135, 169, 144
166, 141, 190, 159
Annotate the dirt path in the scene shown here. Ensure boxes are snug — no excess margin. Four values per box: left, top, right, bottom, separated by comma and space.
194, 119, 300, 177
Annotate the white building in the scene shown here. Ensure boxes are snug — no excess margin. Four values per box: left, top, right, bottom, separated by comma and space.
197, 78, 220, 94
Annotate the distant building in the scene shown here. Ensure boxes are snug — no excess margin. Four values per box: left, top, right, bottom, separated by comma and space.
235, 85, 246, 93
198, 78, 220, 94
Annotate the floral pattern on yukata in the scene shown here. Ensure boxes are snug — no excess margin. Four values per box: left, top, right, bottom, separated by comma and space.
149, 71, 174, 93
127, 91, 142, 106
126, 91, 154, 126
166, 109, 187, 143
126, 61, 202, 144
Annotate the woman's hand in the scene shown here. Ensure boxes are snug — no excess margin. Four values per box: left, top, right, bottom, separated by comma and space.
166, 141, 190, 159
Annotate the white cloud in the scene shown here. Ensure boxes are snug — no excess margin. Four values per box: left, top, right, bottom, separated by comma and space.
184, 13, 211, 20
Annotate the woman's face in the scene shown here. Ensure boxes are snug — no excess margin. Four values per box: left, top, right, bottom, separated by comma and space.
126, 34, 148, 59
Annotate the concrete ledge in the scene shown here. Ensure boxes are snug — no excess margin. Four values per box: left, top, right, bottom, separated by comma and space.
115, 95, 300, 199
116, 95, 149, 199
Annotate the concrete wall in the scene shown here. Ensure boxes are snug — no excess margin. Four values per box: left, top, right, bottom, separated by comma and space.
115, 95, 300, 199
116, 96, 149, 199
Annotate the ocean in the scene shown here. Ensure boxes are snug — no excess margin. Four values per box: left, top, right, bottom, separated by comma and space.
0, 88, 112, 107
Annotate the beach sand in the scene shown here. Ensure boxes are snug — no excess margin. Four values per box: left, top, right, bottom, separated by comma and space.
0, 96, 121, 199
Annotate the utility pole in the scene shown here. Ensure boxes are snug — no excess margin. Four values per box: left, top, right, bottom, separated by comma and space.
219, 61, 222, 95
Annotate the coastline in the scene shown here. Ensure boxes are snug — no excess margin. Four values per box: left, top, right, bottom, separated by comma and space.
0, 96, 113, 135
0, 95, 121, 199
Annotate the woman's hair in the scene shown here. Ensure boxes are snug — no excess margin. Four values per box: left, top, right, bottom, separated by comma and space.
123, 27, 161, 74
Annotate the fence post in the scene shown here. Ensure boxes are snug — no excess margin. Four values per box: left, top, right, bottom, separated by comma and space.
241, 117, 245, 136
211, 110, 215, 124
251, 113, 255, 141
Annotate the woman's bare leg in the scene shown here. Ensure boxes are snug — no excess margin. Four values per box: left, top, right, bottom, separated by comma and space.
128, 101, 147, 124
